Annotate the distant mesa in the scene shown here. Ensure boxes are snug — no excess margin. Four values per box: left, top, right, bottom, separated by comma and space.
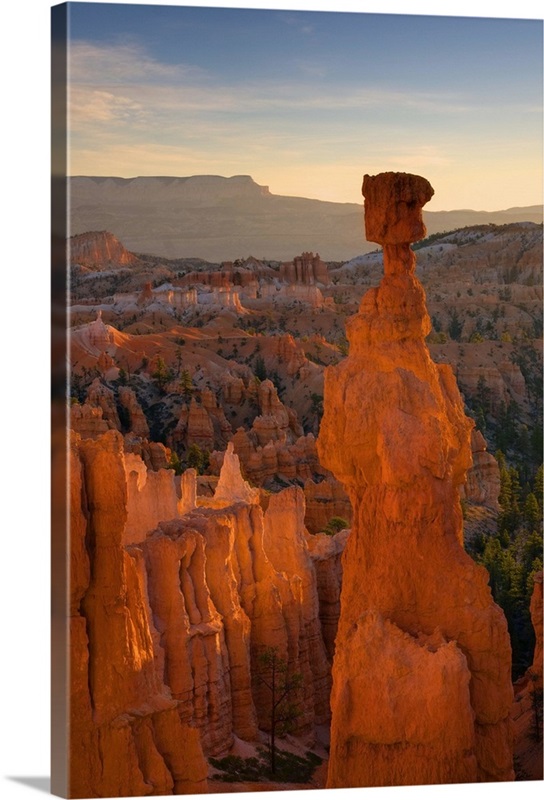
69, 174, 544, 262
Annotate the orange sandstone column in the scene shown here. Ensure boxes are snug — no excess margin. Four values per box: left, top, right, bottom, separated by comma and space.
317, 172, 514, 787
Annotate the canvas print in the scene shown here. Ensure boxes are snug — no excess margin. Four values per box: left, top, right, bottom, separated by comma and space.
51, 2, 543, 797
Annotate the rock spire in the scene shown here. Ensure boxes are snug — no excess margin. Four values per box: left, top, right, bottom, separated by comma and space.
318, 171, 514, 787
211, 441, 260, 507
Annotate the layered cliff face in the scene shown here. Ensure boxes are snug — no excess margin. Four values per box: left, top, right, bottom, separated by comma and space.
70, 230, 140, 270
70, 426, 333, 796
306, 529, 349, 660
70, 430, 208, 798
303, 477, 352, 535
280, 252, 330, 286
317, 172, 514, 787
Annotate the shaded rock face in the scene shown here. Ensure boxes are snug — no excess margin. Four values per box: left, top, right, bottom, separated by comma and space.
303, 477, 352, 535
318, 172, 514, 787
362, 171, 434, 246
211, 429, 321, 488
461, 428, 501, 510
530, 571, 543, 691
262, 489, 332, 725
119, 386, 150, 438
280, 251, 330, 286
174, 394, 232, 452
307, 529, 349, 661
511, 571, 543, 781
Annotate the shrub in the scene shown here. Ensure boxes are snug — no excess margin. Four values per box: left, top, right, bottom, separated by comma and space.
322, 516, 349, 536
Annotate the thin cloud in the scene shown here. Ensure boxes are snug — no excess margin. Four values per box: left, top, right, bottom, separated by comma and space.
69, 41, 208, 85
69, 39, 535, 124
69, 88, 146, 125
69, 42, 480, 122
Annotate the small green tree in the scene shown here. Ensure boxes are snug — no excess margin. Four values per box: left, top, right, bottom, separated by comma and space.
152, 357, 174, 392
322, 516, 349, 536
447, 309, 463, 341
523, 493, 541, 531
175, 347, 183, 377
256, 647, 303, 775
185, 444, 209, 474
254, 355, 267, 381
535, 465, 543, 512
168, 450, 183, 476
180, 369, 193, 400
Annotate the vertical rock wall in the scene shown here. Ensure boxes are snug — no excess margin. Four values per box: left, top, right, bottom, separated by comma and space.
69, 427, 334, 796
69, 430, 208, 798
317, 172, 514, 787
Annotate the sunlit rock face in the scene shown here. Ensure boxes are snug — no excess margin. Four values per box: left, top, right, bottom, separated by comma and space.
70, 230, 140, 270
280, 251, 330, 286
205, 440, 260, 507
69, 430, 208, 798
69, 427, 334, 796
318, 172, 514, 787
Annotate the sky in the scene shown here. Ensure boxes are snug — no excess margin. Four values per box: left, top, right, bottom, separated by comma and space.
62, 1, 543, 210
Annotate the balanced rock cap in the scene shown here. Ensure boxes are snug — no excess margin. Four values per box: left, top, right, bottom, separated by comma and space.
362, 171, 434, 245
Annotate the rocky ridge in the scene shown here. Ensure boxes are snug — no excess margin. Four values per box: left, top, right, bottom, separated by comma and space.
69, 174, 543, 261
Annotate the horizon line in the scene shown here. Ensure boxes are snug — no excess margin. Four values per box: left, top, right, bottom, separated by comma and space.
69, 173, 543, 215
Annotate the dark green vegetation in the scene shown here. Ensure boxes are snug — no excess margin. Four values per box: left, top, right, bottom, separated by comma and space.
470, 495, 541, 681
466, 457, 542, 679
256, 646, 304, 774
210, 748, 322, 784
322, 516, 349, 536
459, 294, 542, 680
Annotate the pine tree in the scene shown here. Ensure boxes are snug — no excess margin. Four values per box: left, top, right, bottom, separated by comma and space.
534, 465, 543, 511
523, 493, 541, 531
180, 369, 193, 400
152, 357, 173, 391
256, 647, 303, 775
254, 355, 267, 381
185, 444, 209, 474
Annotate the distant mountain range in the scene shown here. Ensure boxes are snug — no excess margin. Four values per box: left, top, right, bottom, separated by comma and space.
69, 175, 543, 262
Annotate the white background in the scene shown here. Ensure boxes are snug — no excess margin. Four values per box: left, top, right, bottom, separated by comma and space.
1, 1, 542, 799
